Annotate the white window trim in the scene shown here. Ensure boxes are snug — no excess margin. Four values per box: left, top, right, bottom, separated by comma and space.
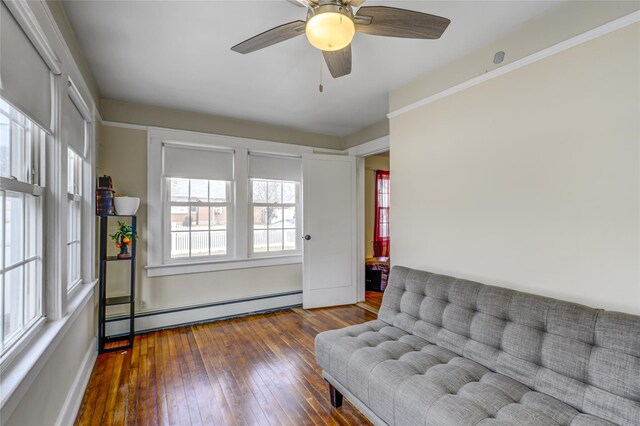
147, 127, 311, 277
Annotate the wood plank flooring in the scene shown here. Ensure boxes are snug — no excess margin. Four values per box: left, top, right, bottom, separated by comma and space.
364, 291, 384, 311
75, 305, 376, 425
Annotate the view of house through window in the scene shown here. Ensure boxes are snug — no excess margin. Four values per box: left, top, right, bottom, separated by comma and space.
251, 179, 298, 254
168, 178, 230, 258
0, 98, 45, 355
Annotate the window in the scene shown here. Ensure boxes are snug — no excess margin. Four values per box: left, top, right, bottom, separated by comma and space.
0, 98, 45, 355
167, 178, 231, 259
373, 170, 390, 257
67, 148, 82, 291
148, 130, 305, 276
251, 179, 299, 254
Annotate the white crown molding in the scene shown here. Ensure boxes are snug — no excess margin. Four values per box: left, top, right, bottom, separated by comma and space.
3, 0, 62, 75
102, 120, 149, 131
388, 11, 640, 119
346, 135, 390, 157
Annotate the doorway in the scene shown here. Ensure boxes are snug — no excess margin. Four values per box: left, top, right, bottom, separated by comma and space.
362, 151, 390, 311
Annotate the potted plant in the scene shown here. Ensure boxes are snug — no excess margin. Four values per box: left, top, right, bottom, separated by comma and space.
110, 221, 138, 259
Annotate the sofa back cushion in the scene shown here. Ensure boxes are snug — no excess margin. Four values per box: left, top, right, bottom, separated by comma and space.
379, 266, 640, 425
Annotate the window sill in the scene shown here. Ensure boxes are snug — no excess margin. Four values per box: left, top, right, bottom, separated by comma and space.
0, 279, 97, 420
145, 254, 302, 277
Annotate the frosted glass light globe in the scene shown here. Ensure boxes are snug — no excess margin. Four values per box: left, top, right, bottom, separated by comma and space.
306, 11, 355, 51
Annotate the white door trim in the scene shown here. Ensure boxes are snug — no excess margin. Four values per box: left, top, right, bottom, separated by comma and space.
347, 136, 391, 302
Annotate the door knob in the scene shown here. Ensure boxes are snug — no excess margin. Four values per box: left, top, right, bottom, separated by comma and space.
304, 235, 311, 241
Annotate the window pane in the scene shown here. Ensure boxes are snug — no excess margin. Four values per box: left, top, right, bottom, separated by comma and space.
190, 231, 209, 256
25, 195, 37, 258
0, 112, 9, 177
253, 230, 267, 253
0, 191, 4, 269
67, 149, 75, 194
268, 207, 283, 229
4, 266, 23, 342
253, 207, 267, 229
282, 182, 296, 204
171, 232, 190, 258
5, 192, 24, 267
283, 207, 296, 228
380, 208, 389, 224
24, 260, 40, 325
11, 122, 25, 182
211, 206, 226, 228
210, 230, 226, 255
190, 206, 209, 231
67, 199, 73, 242
170, 206, 190, 231
0, 99, 9, 114
252, 180, 267, 203
210, 181, 227, 202
268, 230, 283, 251
267, 181, 282, 204
190, 179, 208, 203
170, 178, 189, 202
284, 229, 296, 251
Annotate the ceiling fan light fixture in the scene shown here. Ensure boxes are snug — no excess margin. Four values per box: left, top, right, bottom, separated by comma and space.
305, 7, 355, 52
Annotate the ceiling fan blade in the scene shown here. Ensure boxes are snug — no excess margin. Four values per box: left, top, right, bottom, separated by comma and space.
231, 20, 306, 54
323, 45, 352, 78
355, 6, 450, 39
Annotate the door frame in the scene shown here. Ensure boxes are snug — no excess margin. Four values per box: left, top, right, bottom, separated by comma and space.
346, 135, 390, 302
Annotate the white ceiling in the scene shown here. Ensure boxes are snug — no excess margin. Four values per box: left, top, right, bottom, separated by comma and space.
62, 0, 564, 136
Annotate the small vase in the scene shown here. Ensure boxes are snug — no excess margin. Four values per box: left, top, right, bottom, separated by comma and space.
117, 237, 132, 259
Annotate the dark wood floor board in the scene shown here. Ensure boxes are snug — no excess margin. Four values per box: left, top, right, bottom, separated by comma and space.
249, 316, 329, 426
190, 324, 238, 426
239, 317, 312, 426
75, 306, 374, 426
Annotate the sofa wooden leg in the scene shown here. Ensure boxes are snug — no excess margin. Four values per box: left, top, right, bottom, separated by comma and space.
329, 383, 343, 408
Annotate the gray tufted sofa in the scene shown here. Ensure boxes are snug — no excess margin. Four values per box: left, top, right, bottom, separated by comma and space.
315, 266, 640, 425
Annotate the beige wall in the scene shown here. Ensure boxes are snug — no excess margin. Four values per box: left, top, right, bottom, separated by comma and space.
390, 24, 640, 314
98, 126, 302, 313
364, 154, 390, 259
391, 1, 640, 113
344, 120, 390, 149
101, 99, 346, 151
6, 300, 95, 425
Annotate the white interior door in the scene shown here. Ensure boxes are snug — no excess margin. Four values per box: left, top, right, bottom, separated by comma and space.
302, 154, 357, 309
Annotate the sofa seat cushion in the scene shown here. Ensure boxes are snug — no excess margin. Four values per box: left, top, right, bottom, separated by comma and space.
316, 320, 616, 426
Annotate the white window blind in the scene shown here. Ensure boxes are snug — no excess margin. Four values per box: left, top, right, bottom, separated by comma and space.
62, 96, 85, 157
0, 2, 52, 132
248, 153, 301, 181
163, 145, 233, 181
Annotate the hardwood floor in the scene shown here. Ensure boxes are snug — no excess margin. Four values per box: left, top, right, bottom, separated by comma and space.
364, 291, 384, 311
75, 305, 376, 425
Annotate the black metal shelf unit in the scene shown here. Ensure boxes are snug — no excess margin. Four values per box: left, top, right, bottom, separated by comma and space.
98, 215, 136, 353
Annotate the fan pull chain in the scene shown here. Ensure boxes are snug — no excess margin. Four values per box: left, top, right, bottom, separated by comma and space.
319, 51, 324, 93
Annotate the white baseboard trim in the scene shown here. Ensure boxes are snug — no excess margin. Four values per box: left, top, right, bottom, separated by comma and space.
106, 291, 303, 336
55, 338, 97, 426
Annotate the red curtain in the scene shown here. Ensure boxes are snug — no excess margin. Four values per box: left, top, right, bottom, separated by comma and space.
373, 170, 390, 258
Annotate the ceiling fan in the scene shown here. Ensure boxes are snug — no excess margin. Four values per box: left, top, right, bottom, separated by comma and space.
231, 0, 451, 78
